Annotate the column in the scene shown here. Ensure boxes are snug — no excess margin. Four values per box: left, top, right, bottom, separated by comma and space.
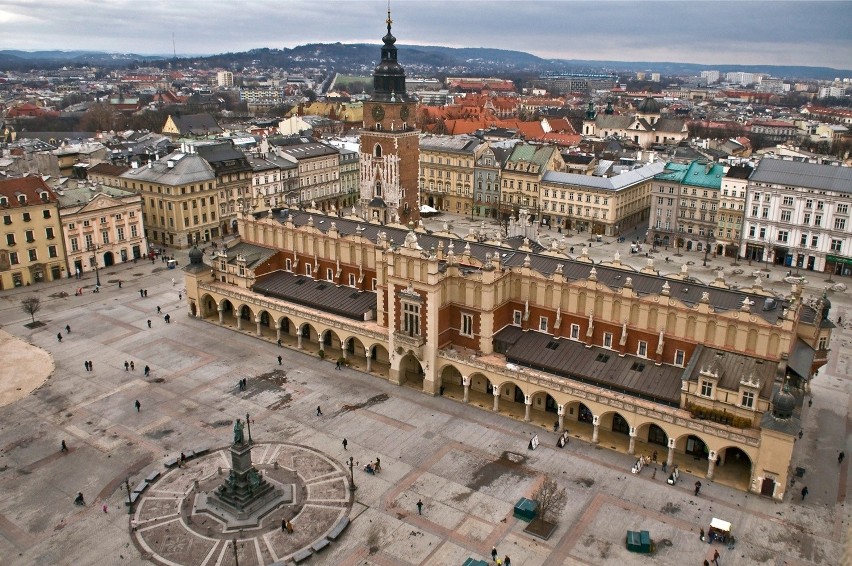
666, 438, 676, 467
236, 314, 242, 330
628, 427, 637, 455
592, 415, 600, 444
341, 340, 348, 360
255, 316, 262, 336
706, 451, 718, 480
218, 305, 224, 324
276, 326, 281, 342
366, 348, 372, 372
492, 388, 500, 412
557, 404, 565, 432
297, 330, 303, 349
462, 376, 470, 404
524, 395, 532, 422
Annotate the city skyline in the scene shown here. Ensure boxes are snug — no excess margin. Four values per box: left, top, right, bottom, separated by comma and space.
0, 0, 850, 71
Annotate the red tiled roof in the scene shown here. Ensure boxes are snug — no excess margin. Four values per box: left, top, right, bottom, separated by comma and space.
0, 177, 57, 206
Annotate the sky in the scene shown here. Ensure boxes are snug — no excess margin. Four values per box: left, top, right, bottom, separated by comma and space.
0, 0, 850, 70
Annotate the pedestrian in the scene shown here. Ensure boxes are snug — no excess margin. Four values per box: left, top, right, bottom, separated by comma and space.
694, 480, 702, 496
278, 355, 282, 365
652, 468, 657, 479
65, 324, 71, 334
342, 438, 348, 450
840, 452, 846, 464
140, 289, 144, 298
157, 306, 161, 314
61, 440, 67, 452
335, 359, 341, 370
801, 486, 808, 500
727, 535, 736, 550
57, 332, 63, 342
88, 361, 93, 371
286, 520, 293, 533
144, 290, 148, 297
130, 361, 135, 371
172, 277, 176, 286
178, 293, 182, 301
492, 546, 498, 561
135, 400, 141, 412
504, 557, 511, 566
144, 365, 150, 376
808, 398, 812, 407
713, 549, 720, 566
661, 461, 667, 473
118, 280, 122, 289
164, 314, 170, 323
282, 518, 286, 531
838, 316, 842, 325
703, 561, 710, 566
74, 492, 85, 506
316, 406, 322, 416
102, 503, 108, 513
798, 430, 803, 439
238, 379, 243, 391
147, 319, 152, 328
652, 450, 657, 462
84, 361, 89, 371
277, 339, 282, 347
375, 457, 381, 473
416, 499, 423, 515
180, 452, 186, 467
699, 528, 705, 541
125, 361, 130, 371
496, 559, 502, 566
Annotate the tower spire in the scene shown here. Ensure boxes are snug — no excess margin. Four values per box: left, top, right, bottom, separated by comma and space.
386, 1, 392, 34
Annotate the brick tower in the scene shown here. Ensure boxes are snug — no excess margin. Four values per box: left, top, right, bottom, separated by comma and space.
360, 8, 419, 224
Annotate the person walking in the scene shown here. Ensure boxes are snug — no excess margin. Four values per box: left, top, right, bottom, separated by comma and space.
88, 361, 93, 370
84, 361, 89, 372
277, 339, 282, 347
147, 319, 152, 328
65, 324, 71, 334
74, 492, 85, 505
156, 306, 161, 314
316, 406, 322, 416
694, 480, 702, 496
118, 280, 122, 289
164, 314, 170, 323
801, 486, 809, 500
840, 452, 846, 464
652, 468, 657, 479
278, 355, 282, 365
130, 361, 134, 371
281, 518, 287, 532
652, 450, 657, 462
61, 440, 68, 452
491, 546, 498, 561
125, 361, 130, 371
144, 365, 150, 376
335, 359, 341, 370
135, 400, 141, 412
140, 289, 144, 298
416, 499, 423, 515
57, 333, 63, 342
713, 549, 720, 566
699, 528, 705, 541
504, 557, 511, 566
375, 457, 381, 473
342, 438, 348, 450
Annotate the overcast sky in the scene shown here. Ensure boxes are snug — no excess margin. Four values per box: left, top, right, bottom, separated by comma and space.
1, 0, 850, 70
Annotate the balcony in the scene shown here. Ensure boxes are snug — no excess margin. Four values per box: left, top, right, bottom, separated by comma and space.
393, 330, 425, 349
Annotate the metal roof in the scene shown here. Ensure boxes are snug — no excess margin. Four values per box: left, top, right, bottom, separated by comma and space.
252, 271, 377, 321
751, 157, 852, 194
495, 326, 685, 406
120, 151, 215, 185
543, 161, 665, 192
685, 345, 775, 400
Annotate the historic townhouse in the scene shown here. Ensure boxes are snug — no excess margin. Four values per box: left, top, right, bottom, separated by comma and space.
58, 183, 147, 275
742, 158, 852, 276
418, 135, 484, 216
473, 143, 513, 220
119, 148, 220, 248
716, 165, 752, 258
500, 143, 564, 222
184, 207, 830, 501
582, 97, 688, 149
0, 177, 66, 288
246, 154, 299, 211
648, 161, 724, 254
194, 141, 253, 234
271, 136, 341, 212
541, 162, 663, 236
338, 149, 360, 211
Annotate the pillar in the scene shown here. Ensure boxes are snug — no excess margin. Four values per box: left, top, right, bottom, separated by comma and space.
492, 388, 500, 412
666, 438, 676, 467
366, 348, 372, 372
628, 427, 637, 455
255, 316, 262, 336
557, 405, 565, 432
236, 314, 242, 330
462, 375, 470, 404
218, 306, 224, 324
592, 415, 600, 444
341, 340, 348, 360
297, 330, 303, 349
524, 395, 532, 422
276, 326, 281, 342
706, 451, 717, 480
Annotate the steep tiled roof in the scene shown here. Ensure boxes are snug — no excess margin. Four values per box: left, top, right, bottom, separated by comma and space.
0, 176, 56, 206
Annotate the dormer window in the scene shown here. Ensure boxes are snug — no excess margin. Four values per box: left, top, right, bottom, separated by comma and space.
18, 195, 26, 205
700, 380, 714, 397
40, 191, 49, 202
0, 197, 7, 206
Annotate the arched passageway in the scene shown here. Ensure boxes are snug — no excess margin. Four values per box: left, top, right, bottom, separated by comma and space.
399, 353, 424, 389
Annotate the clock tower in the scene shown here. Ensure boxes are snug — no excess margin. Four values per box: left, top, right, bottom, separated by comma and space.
360, 8, 419, 224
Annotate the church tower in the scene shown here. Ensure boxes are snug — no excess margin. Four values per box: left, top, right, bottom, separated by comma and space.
360, 8, 419, 224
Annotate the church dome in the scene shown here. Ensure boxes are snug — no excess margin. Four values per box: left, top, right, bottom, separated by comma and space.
637, 96, 660, 114
372, 9, 409, 102
770, 387, 796, 419
188, 245, 204, 265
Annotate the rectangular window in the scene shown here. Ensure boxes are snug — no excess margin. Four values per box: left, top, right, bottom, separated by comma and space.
402, 302, 420, 337
22, 212, 31, 222
117, 227, 125, 241
285, 259, 292, 271
818, 336, 828, 350
70, 237, 78, 252
372, 278, 377, 291
570, 323, 580, 340
348, 273, 356, 286
838, 203, 849, 214
43, 209, 51, 219
811, 236, 819, 247
603, 332, 613, 349
25, 230, 34, 243
6, 233, 15, 246
701, 380, 713, 397
834, 218, 846, 230
777, 230, 788, 243
637, 341, 648, 357
9, 251, 19, 265
3, 215, 11, 225
780, 210, 791, 222
674, 349, 685, 366
513, 310, 522, 326
326, 268, 333, 281
305, 264, 312, 277
831, 239, 842, 252
539, 316, 548, 333
782, 196, 794, 206
48, 245, 57, 258
28, 248, 37, 261
101, 230, 109, 244
461, 313, 473, 337
741, 390, 755, 408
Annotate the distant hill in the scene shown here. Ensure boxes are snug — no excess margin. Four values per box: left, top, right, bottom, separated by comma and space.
0, 45, 846, 80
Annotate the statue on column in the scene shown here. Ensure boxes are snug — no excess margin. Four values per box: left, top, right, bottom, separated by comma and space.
233, 418, 245, 445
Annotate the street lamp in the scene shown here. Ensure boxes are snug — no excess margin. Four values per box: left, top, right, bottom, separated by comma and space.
347, 456, 357, 491
87, 244, 101, 287
703, 233, 715, 267
125, 477, 133, 514
245, 413, 252, 444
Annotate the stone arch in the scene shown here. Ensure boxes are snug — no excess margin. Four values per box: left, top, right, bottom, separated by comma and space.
299, 322, 318, 348
635, 421, 670, 446
238, 304, 253, 321
257, 309, 273, 328
320, 328, 342, 352
725, 324, 737, 347
219, 298, 236, 325
565, 401, 595, 424
598, 409, 631, 435
746, 329, 758, 352
398, 352, 424, 388
530, 390, 559, 414
438, 364, 463, 387
199, 293, 217, 319
714, 445, 754, 489
674, 432, 710, 459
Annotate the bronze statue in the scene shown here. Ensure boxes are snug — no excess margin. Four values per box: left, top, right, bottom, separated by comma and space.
233, 419, 244, 444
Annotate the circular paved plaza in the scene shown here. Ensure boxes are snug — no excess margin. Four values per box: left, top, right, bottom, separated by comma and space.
132, 442, 351, 565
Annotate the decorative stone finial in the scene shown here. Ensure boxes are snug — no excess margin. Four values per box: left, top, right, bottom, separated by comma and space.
662, 281, 671, 296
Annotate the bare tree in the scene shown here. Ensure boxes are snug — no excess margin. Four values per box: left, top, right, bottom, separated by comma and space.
533, 476, 567, 523
21, 296, 41, 323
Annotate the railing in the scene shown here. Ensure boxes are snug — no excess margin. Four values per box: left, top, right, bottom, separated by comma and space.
393, 331, 425, 348
198, 282, 388, 341
438, 348, 761, 447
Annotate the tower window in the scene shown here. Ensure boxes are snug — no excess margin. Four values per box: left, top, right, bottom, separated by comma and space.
374, 144, 382, 158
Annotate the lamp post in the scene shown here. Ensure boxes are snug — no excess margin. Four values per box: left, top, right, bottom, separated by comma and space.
245, 412, 252, 444
347, 456, 357, 491
703, 233, 715, 267
125, 477, 133, 514
88, 244, 101, 287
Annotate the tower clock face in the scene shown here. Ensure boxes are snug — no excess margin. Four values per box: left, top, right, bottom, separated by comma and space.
400, 105, 410, 120
372, 105, 385, 121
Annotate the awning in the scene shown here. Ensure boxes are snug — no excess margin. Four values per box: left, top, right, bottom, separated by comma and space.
788, 338, 816, 379
710, 518, 731, 532
419, 204, 438, 213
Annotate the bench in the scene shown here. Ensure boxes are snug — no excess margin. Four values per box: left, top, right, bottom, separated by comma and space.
193, 447, 210, 457
133, 481, 149, 494
291, 548, 312, 563
311, 538, 330, 553
164, 458, 179, 468
145, 470, 161, 482
125, 491, 140, 505
327, 516, 349, 540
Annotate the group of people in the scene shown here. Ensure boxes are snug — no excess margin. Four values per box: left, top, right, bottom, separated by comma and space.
363, 458, 382, 474
490, 546, 511, 565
